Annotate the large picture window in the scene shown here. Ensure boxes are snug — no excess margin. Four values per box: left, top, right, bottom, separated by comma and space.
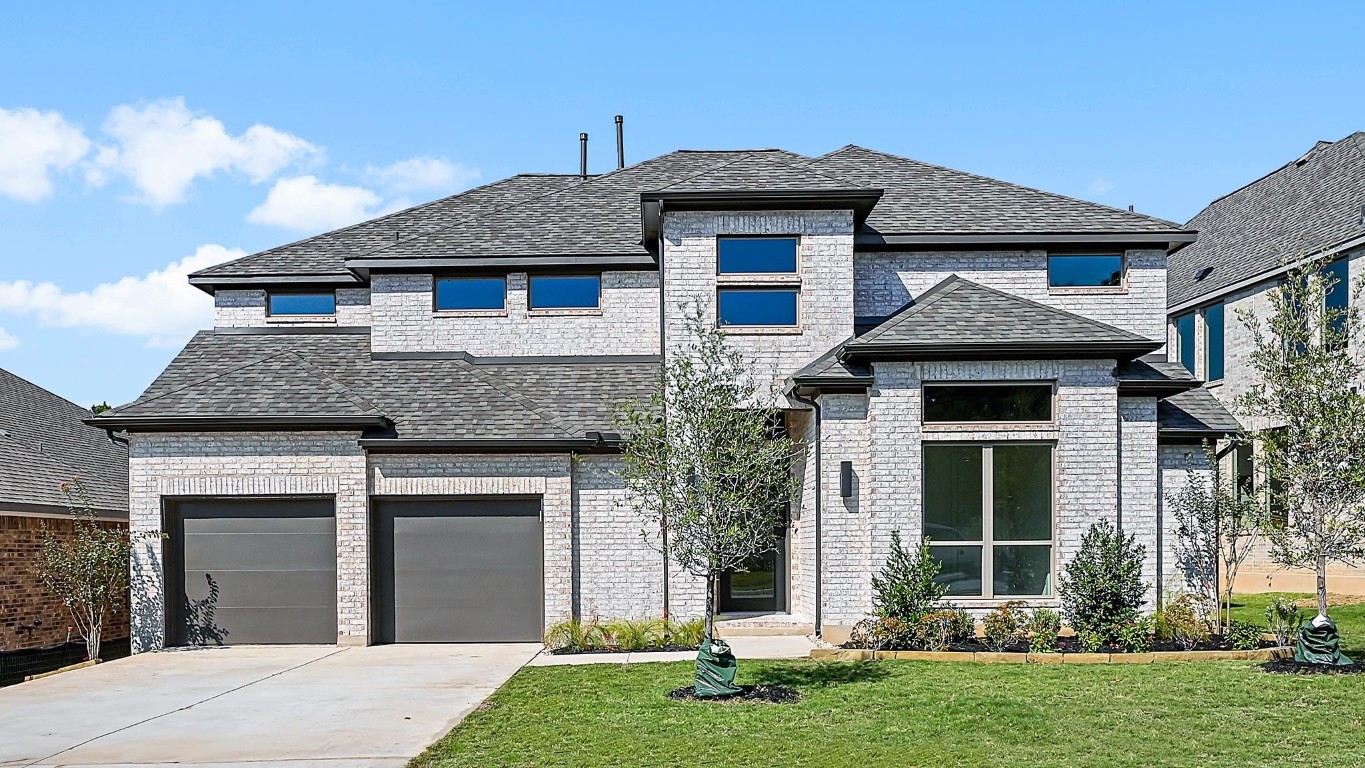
923, 384, 1053, 423
924, 443, 1054, 598
1048, 253, 1124, 288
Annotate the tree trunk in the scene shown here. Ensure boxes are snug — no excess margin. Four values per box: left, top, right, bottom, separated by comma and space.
704, 571, 717, 643
1316, 553, 1330, 618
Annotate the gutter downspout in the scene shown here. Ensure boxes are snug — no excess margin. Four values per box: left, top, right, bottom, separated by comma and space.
790, 390, 822, 639
657, 198, 669, 620
103, 428, 129, 446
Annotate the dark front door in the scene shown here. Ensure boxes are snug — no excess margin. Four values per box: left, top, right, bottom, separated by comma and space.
373, 497, 544, 643
169, 498, 338, 646
719, 533, 786, 614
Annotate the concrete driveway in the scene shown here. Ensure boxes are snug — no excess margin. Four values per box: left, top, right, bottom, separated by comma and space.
0, 643, 540, 768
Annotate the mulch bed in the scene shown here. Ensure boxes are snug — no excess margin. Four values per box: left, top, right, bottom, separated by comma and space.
666, 684, 802, 704
549, 644, 699, 655
843, 637, 1276, 654
1262, 659, 1365, 675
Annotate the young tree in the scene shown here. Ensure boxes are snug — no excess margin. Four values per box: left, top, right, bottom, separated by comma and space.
1235, 256, 1365, 618
1165, 440, 1263, 631
31, 479, 134, 662
615, 308, 800, 645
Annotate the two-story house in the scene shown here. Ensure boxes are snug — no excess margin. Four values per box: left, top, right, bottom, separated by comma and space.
91, 144, 1237, 650
1167, 132, 1365, 596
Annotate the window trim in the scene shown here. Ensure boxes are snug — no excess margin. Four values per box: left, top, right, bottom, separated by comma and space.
527, 274, 602, 313
715, 286, 802, 332
433, 274, 508, 315
715, 234, 801, 276
1174, 312, 1197, 376
1046, 251, 1128, 293
714, 235, 802, 333
920, 381, 1058, 428
922, 441, 1057, 601
266, 290, 337, 320
1203, 302, 1225, 383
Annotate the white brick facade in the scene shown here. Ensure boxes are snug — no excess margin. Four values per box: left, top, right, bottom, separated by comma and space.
214, 288, 373, 328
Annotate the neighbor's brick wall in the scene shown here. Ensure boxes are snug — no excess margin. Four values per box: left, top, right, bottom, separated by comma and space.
1157, 444, 1212, 597
368, 271, 660, 356
1, 514, 130, 651
661, 210, 855, 402
127, 431, 368, 652
214, 288, 372, 328
855, 248, 1167, 342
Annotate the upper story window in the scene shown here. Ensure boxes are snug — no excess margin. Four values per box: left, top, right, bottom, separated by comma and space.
923, 383, 1054, 424
436, 276, 506, 311
1325, 257, 1350, 344
1175, 312, 1196, 375
717, 288, 799, 327
1204, 302, 1225, 381
529, 275, 600, 310
268, 292, 335, 316
1048, 253, 1124, 289
718, 237, 798, 274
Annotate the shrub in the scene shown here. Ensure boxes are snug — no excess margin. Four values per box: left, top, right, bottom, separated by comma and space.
665, 617, 706, 648
1159, 593, 1212, 650
913, 608, 974, 651
981, 601, 1029, 652
1023, 608, 1061, 653
544, 618, 605, 652
1265, 597, 1303, 647
848, 616, 916, 650
1225, 619, 1264, 651
1058, 520, 1148, 637
603, 618, 666, 651
871, 530, 948, 622
1076, 629, 1105, 653
1116, 617, 1153, 653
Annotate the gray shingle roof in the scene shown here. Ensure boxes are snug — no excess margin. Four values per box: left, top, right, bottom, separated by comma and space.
99, 333, 658, 441
806, 145, 1185, 235
654, 152, 871, 194
0, 368, 128, 515
787, 340, 873, 387
844, 275, 1158, 356
1158, 388, 1241, 437
1169, 133, 1365, 308
1115, 355, 1200, 395
192, 174, 585, 280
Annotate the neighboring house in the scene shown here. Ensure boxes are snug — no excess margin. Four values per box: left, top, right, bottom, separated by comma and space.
1, 368, 129, 651
92, 144, 1237, 650
1167, 132, 1365, 596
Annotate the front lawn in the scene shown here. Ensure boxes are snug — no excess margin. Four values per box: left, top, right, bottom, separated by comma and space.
1227, 592, 1364, 656
412, 659, 1365, 768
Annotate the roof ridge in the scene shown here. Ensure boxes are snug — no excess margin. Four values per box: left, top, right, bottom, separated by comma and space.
0, 366, 97, 419
854, 275, 966, 344
957, 277, 1151, 341
813, 145, 1186, 230
450, 359, 582, 438
1189, 131, 1365, 223
652, 152, 762, 190
277, 350, 387, 416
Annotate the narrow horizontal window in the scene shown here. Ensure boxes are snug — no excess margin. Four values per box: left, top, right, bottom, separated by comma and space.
529, 275, 600, 309
436, 277, 505, 311
922, 384, 1053, 423
717, 288, 798, 327
718, 237, 798, 274
268, 292, 335, 316
1048, 253, 1124, 288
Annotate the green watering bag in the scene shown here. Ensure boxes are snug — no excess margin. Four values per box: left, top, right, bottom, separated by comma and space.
695, 639, 742, 697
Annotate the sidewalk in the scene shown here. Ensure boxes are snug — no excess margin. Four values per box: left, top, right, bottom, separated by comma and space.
526, 635, 815, 666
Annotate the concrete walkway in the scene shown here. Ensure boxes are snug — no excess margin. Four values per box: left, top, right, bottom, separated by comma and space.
0, 643, 540, 768
526, 634, 814, 666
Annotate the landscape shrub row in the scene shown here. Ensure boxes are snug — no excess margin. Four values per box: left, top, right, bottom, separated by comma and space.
544, 616, 707, 654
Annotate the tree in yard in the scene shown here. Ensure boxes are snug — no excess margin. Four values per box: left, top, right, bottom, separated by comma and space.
614, 307, 800, 666
31, 479, 135, 662
1058, 519, 1148, 639
1234, 256, 1365, 619
1165, 440, 1263, 632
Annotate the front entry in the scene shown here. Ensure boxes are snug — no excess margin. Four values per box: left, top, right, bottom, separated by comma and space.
718, 533, 786, 613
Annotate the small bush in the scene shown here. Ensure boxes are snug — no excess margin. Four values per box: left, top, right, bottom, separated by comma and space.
1116, 617, 1153, 653
848, 616, 916, 650
1159, 594, 1212, 650
1023, 608, 1061, 653
665, 617, 706, 648
544, 618, 605, 652
913, 608, 974, 651
1265, 597, 1303, 647
1076, 629, 1105, 653
1225, 619, 1263, 651
1059, 520, 1148, 637
602, 618, 666, 651
981, 601, 1029, 652
871, 530, 948, 622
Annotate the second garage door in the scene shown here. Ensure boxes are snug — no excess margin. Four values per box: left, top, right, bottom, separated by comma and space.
373, 497, 543, 643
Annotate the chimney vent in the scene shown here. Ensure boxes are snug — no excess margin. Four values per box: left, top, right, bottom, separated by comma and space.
1128, 204, 1135, 212
615, 115, 625, 169
579, 133, 588, 180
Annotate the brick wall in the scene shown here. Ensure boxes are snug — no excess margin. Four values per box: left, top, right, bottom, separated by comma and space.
368, 271, 660, 355
214, 288, 372, 328
1, 514, 130, 651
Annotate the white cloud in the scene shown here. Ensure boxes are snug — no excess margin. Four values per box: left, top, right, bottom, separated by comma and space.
0, 327, 17, 351
0, 244, 244, 347
1088, 177, 1115, 195
0, 107, 91, 201
363, 156, 479, 195
246, 175, 387, 231
90, 98, 319, 206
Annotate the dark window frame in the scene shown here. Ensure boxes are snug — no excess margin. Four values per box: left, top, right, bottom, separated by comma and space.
1175, 312, 1197, 375
1203, 302, 1225, 382
921, 382, 1057, 425
528, 274, 602, 311
433, 275, 508, 312
266, 291, 337, 317
716, 235, 801, 275
1046, 252, 1127, 290
716, 286, 801, 328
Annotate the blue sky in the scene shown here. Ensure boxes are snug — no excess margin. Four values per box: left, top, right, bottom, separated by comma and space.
1, 1, 1361, 408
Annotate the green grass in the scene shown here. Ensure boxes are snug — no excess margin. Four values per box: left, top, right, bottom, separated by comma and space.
412, 658, 1365, 768
1226, 592, 1365, 655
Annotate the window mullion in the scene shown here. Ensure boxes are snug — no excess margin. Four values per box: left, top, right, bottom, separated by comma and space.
982, 445, 994, 599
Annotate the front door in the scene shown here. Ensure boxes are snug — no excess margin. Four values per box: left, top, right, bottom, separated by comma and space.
718, 533, 786, 614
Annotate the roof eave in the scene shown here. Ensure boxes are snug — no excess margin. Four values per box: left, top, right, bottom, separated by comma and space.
187, 272, 366, 295
346, 254, 657, 275
1159, 427, 1237, 443
842, 340, 1162, 362
358, 436, 622, 453
641, 189, 885, 253
857, 231, 1197, 254
83, 414, 392, 432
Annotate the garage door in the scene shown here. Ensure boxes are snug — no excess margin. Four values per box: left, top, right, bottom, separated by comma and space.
374, 498, 543, 643
170, 498, 337, 646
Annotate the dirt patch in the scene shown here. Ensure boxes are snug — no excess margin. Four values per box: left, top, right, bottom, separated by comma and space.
1262, 659, 1365, 675
665, 684, 802, 704
1291, 594, 1365, 609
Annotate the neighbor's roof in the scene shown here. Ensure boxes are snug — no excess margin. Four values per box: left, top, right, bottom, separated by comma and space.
841, 275, 1160, 359
0, 368, 128, 515
94, 332, 657, 444
1169, 132, 1365, 308
1157, 388, 1241, 440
